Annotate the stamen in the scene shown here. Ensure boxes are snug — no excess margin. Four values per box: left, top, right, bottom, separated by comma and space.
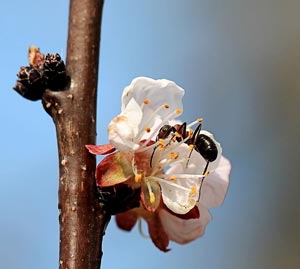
146, 181, 155, 204
143, 99, 150, 105
158, 173, 205, 179
176, 109, 182, 115
187, 118, 203, 129
151, 176, 191, 192
144, 127, 151, 133
140, 109, 184, 148
164, 103, 170, 109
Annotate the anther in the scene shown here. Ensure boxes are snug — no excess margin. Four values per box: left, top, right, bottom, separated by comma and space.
143, 99, 150, 104
176, 109, 183, 115
135, 173, 143, 183
163, 103, 170, 109
169, 152, 179, 159
197, 117, 203, 122
144, 127, 151, 133
150, 193, 155, 204
190, 186, 196, 194
169, 175, 177, 182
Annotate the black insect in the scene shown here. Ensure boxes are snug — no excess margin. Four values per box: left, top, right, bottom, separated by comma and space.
187, 123, 219, 200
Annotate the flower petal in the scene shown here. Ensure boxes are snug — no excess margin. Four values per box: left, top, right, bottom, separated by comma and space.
108, 98, 143, 152
122, 77, 184, 120
96, 152, 134, 187
199, 156, 231, 208
144, 211, 170, 252
158, 204, 212, 244
159, 144, 204, 214
160, 176, 200, 215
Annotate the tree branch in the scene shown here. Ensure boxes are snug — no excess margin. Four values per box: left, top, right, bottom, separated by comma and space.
43, 0, 107, 268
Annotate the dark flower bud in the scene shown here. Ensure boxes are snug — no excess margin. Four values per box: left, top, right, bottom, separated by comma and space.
13, 66, 45, 101
43, 53, 68, 90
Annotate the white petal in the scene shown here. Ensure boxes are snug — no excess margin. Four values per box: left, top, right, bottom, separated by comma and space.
158, 204, 212, 244
158, 144, 203, 214
199, 156, 231, 208
160, 176, 201, 214
122, 77, 184, 120
108, 98, 142, 152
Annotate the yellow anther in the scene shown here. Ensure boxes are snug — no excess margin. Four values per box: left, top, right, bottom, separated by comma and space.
164, 103, 170, 109
158, 144, 164, 151
176, 109, 183, 115
190, 186, 196, 194
204, 170, 210, 177
188, 129, 194, 136
144, 127, 151, 133
158, 139, 165, 145
169, 152, 179, 159
197, 117, 203, 122
189, 144, 194, 150
169, 175, 177, 182
143, 99, 150, 104
135, 173, 143, 183
150, 193, 155, 204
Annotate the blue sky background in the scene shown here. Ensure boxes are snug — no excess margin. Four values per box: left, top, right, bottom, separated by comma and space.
1, 0, 300, 268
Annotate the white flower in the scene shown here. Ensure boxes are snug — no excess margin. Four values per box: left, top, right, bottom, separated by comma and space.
103, 77, 228, 215
88, 76, 231, 251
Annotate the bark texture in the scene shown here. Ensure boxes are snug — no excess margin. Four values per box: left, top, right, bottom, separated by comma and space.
43, 0, 107, 268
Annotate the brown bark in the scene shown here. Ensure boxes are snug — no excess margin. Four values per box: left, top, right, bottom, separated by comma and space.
43, 0, 108, 268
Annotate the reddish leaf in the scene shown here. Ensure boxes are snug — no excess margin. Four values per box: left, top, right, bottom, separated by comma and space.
85, 144, 116, 155
96, 151, 134, 187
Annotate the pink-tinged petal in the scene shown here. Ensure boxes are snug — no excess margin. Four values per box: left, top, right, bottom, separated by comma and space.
122, 77, 184, 121
141, 181, 161, 212
96, 152, 134, 187
144, 211, 170, 252
199, 156, 231, 208
108, 98, 143, 152
158, 204, 212, 244
162, 204, 200, 220
85, 144, 116, 155
115, 210, 138, 231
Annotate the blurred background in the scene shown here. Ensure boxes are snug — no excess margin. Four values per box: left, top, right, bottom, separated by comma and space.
1, 0, 299, 268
